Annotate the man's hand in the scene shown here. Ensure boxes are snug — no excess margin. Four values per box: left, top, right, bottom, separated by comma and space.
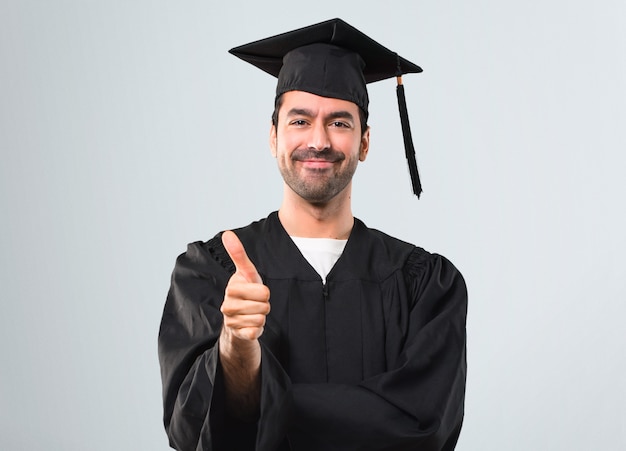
218, 230, 269, 420
220, 230, 271, 342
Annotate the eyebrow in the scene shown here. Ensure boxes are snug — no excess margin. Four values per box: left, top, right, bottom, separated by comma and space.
286, 108, 314, 118
286, 108, 355, 123
327, 111, 355, 122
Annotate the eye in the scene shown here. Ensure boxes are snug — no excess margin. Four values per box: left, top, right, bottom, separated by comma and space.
289, 119, 309, 127
330, 121, 351, 128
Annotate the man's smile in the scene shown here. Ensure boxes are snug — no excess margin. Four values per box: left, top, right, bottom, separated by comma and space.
291, 149, 345, 167
299, 159, 337, 169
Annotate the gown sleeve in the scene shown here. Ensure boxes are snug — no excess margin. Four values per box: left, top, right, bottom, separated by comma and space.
287, 249, 468, 451
158, 237, 291, 451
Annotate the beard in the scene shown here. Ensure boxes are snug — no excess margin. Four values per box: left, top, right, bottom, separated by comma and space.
278, 148, 358, 204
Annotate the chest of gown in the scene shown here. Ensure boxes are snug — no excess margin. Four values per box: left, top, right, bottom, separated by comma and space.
259, 276, 409, 385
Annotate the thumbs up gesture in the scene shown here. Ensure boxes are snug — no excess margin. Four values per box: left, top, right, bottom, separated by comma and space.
220, 230, 271, 342
219, 230, 268, 418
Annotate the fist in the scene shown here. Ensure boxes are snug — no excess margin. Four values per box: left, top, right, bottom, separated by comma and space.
220, 230, 271, 341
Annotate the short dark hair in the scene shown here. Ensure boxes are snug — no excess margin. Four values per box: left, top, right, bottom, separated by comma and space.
271, 94, 369, 136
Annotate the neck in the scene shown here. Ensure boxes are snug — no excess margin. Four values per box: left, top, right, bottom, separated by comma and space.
278, 184, 354, 239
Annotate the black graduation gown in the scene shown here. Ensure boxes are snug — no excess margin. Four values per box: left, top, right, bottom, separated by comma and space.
158, 212, 467, 451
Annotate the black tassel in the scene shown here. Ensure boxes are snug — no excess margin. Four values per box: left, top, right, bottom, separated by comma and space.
396, 76, 422, 198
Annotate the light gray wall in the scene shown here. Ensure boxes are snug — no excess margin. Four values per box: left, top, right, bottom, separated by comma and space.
1, 1, 624, 449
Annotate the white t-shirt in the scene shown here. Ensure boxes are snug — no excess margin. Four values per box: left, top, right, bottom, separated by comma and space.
290, 236, 348, 284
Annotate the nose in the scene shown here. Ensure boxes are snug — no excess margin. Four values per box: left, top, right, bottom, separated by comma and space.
307, 122, 331, 151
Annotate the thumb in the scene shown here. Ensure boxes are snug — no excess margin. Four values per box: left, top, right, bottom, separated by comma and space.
222, 230, 262, 283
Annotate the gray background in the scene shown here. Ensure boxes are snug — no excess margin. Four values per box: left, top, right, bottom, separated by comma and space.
1, 0, 625, 449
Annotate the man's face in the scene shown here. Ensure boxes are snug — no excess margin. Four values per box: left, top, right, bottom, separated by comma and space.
270, 90, 370, 204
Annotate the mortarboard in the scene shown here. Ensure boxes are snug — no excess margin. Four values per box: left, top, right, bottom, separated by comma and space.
230, 18, 424, 197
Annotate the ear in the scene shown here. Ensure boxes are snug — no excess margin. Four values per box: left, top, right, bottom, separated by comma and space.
269, 123, 277, 157
359, 126, 370, 162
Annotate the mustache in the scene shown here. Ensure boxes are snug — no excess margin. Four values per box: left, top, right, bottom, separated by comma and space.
291, 148, 346, 162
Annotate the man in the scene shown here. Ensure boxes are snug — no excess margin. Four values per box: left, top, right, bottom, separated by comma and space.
159, 18, 467, 451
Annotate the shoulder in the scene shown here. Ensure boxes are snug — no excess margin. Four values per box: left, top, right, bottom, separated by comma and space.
351, 218, 418, 275
408, 246, 462, 287
355, 218, 465, 286
180, 213, 275, 273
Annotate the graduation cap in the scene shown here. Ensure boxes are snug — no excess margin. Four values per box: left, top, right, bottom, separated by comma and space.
230, 18, 424, 197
